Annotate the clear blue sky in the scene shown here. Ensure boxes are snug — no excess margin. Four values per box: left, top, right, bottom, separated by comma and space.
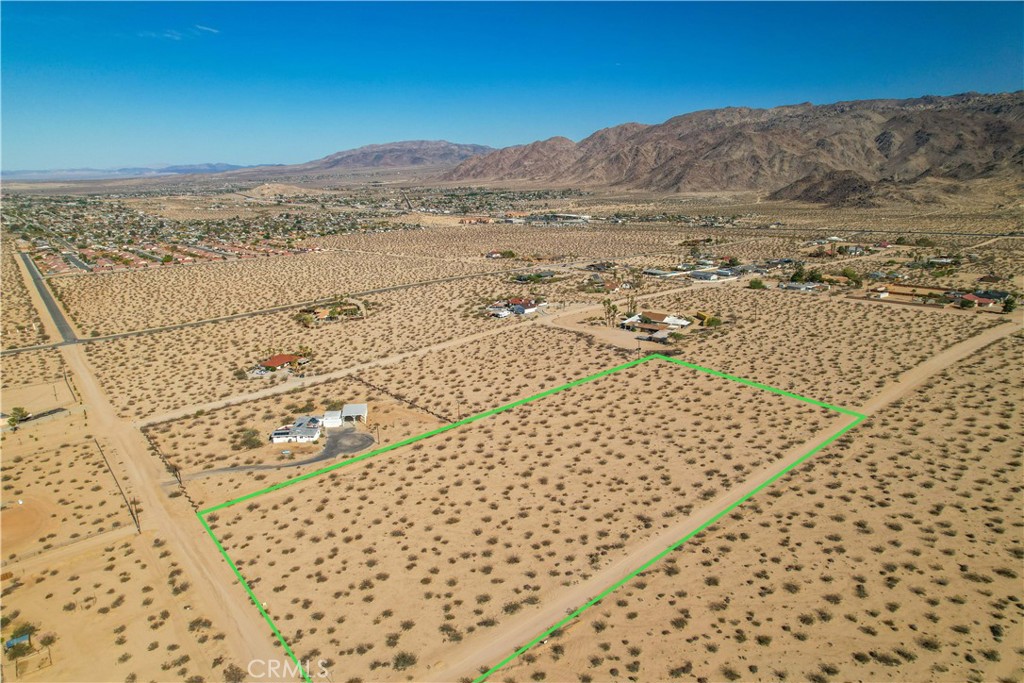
3, 2, 1022, 169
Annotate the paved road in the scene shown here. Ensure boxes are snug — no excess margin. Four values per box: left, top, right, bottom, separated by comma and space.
18, 252, 77, 342
62, 251, 92, 271
9, 249, 292, 678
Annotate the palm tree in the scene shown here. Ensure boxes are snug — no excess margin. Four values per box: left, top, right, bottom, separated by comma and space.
7, 407, 28, 431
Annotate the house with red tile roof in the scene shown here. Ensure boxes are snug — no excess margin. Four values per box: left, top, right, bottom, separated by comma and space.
260, 354, 301, 369
961, 294, 994, 307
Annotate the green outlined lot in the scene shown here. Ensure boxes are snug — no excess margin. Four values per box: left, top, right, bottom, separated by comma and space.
198, 354, 865, 682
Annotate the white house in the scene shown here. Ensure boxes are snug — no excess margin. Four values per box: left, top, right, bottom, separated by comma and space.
271, 416, 322, 443
778, 282, 823, 293
323, 410, 343, 429
621, 311, 691, 330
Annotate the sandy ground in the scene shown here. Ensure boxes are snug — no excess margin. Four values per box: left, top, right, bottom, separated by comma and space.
496, 333, 1023, 683
1, 532, 232, 682
0, 348, 66, 389
304, 223, 703, 260
2, 193, 1020, 683
82, 275, 544, 420
207, 358, 843, 681
49, 249, 516, 336
561, 286, 1005, 405
0, 385, 237, 681
142, 326, 633, 508
1, 240, 49, 349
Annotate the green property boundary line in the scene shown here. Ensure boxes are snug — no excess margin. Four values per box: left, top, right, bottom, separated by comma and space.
196, 354, 866, 682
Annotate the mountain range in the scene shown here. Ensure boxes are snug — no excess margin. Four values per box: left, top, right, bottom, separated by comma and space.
6, 92, 1021, 205
2, 141, 492, 182
444, 91, 1024, 205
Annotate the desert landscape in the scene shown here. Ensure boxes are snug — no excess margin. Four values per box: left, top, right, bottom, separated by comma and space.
2, 179, 1020, 682
502, 334, 1023, 683
203, 356, 850, 681
2, 8, 1023, 681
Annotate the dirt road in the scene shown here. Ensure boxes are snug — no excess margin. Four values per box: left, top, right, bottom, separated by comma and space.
423, 318, 1019, 682
57, 338, 284, 677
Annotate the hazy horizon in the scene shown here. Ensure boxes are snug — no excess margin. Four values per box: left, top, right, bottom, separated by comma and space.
3, 1, 1022, 170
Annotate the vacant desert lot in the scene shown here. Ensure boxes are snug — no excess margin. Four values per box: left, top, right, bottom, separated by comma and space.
509, 334, 1022, 683
49, 249, 513, 335
207, 358, 850, 681
2, 438, 134, 561
1, 242, 47, 349
1, 393, 232, 681
357, 326, 633, 420
0, 532, 232, 682
305, 222, 700, 260
1, 348, 66, 390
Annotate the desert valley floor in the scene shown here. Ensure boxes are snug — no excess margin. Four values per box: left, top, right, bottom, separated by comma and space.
1, 187, 1021, 683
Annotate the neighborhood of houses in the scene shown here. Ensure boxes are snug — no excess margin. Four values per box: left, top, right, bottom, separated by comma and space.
863, 284, 1013, 308
270, 403, 369, 443
24, 235, 316, 276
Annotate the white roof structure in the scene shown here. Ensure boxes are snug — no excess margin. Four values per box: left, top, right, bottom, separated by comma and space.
323, 410, 343, 428
341, 403, 368, 422
270, 416, 322, 443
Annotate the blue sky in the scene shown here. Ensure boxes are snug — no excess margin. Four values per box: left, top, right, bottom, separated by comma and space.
2, 2, 1022, 169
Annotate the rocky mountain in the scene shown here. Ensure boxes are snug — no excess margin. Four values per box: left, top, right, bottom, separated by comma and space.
300, 140, 495, 171
445, 92, 1024, 203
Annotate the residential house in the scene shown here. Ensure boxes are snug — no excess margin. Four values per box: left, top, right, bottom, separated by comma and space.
271, 416, 322, 443
778, 282, 824, 293
260, 354, 302, 370
621, 311, 691, 331
962, 294, 995, 307
974, 289, 1010, 301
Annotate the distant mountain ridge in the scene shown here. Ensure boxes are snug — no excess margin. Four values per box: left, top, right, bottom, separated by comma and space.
4, 140, 493, 182
444, 92, 1024, 203
1, 163, 251, 181
298, 140, 495, 170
